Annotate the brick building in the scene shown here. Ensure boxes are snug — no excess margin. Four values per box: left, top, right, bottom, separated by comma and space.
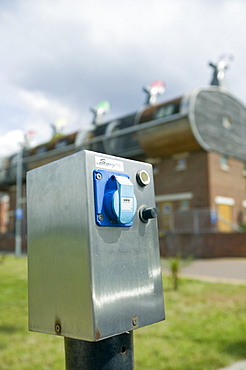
154, 150, 246, 234
1, 85, 246, 256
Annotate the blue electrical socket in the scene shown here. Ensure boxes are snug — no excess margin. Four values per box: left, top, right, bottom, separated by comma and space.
93, 169, 137, 227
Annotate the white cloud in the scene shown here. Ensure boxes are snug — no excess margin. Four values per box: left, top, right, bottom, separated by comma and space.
19, 89, 71, 117
0, 87, 83, 158
18, 89, 81, 143
0, 130, 24, 157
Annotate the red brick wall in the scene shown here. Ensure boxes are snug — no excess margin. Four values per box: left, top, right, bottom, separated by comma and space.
0, 234, 27, 253
154, 150, 210, 208
1, 229, 245, 259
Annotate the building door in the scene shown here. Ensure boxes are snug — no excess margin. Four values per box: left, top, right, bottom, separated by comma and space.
217, 204, 233, 232
0, 194, 9, 234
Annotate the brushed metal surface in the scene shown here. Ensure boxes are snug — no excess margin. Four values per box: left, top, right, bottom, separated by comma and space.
27, 150, 165, 341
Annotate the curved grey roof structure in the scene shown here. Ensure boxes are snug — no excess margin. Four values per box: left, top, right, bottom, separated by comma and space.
189, 87, 246, 161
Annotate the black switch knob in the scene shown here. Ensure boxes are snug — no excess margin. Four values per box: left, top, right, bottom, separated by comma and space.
140, 207, 158, 223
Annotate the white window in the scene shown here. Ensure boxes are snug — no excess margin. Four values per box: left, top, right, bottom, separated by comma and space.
175, 158, 187, 171
242, 163, 246, 177
163, 203, 172, 214
220, 156, 230, 171
173, 152, 189, 171
179, 200, 189, 211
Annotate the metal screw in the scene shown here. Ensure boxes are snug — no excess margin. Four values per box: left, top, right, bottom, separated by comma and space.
96, 173, 102, 180
55, 323, 61, 334
132, 317, 138, 327
96, 330, 101, 340
121, 345, 127, 354
98, 214, 104, 221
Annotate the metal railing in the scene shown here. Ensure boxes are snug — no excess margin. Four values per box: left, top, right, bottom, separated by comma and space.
158, 208, 243, 234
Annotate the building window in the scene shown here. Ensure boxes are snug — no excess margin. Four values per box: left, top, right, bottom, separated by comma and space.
154, 103, 177, 119
163, 203, 172, 214
242, 201, 246, 226
55, 138, 68, 149
175, 158, 187, 171
179, 200, 189, 211
173, 152, 189, 171
36, 145, 47, 154
220, 156, 230, 171
153, 165, 159, 175
242, 163, 246, 177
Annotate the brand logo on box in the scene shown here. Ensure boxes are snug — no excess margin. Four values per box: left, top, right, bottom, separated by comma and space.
95, 156, 124, 172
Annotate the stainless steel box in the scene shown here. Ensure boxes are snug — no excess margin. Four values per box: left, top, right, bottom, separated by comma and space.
27, 150, 164, 341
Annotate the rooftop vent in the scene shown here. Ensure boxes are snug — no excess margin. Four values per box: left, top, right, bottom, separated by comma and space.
143, 80, 165, 105
209, 54, 233, 87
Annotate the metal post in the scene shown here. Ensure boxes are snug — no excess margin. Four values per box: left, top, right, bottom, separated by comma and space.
64, 331, 134, 370
193, 209, 200, 235
15, 149, 23, 257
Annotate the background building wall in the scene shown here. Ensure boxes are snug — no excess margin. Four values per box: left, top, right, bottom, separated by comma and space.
159, 233, 246, 258
154, 150, 210, 209
208, 152, 246, 228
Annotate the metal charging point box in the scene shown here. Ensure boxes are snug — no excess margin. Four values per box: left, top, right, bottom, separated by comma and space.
27, 150, 164, 341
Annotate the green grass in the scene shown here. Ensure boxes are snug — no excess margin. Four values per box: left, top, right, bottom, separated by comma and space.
0, 256, 64, 370
0, 256, 246, 369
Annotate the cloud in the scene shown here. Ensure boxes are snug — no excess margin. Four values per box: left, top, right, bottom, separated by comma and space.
0, 130, 24, 157
0, 0, 246, 157
19, 89, 73, 119
18, 89, 81, 142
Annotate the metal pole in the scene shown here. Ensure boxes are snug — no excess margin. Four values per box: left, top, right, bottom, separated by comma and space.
64, 331, 134, 370
193, 209, 200, 235
15, 149, 23, 257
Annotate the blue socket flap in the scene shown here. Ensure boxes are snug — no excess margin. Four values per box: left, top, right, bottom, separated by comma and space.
93, 169, 136, 227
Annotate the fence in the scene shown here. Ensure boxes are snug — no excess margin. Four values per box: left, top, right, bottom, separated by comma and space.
158, 208, 243, 234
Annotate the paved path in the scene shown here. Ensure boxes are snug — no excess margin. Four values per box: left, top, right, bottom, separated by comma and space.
219, 359, 246, 370
173, 258, 246, 284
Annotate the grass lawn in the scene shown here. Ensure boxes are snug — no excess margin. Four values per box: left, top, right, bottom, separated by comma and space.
0, 255, 246, 369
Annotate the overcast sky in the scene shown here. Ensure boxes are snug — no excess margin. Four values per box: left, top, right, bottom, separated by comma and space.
0, 0, 246, 157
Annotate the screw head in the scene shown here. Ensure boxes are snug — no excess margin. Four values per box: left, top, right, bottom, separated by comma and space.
98, 214, 104, 221
96, 330, 101, 340
96, 173, 102, 180
132, 317, 138, 327
55, 323, 61, 334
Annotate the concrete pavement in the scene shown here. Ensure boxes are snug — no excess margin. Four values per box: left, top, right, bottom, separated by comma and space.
219, 360, 246, 370
180, 258, 246, 284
